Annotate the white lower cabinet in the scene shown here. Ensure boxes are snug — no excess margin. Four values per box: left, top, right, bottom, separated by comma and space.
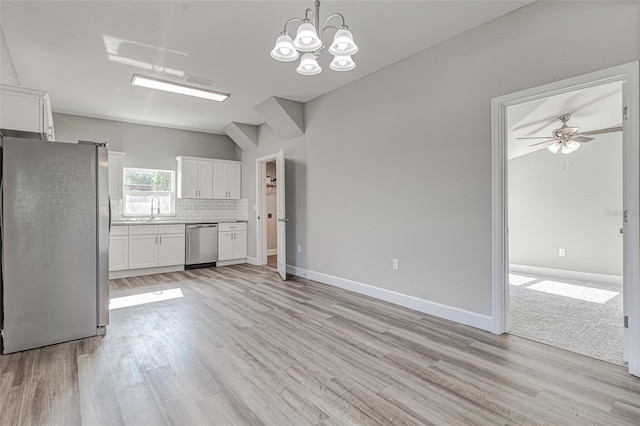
109, 234, 129, 272
128, 235, 160, 269
218, 232, 234, 261
218, 223, 247, 261
109, 224, 185, 275
128, 225, 185, 269
157, 233, 186, 266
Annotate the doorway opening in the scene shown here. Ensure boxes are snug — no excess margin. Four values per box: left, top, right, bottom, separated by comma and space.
266, 161, 278, 270
255, 149, 287, 280
507, 82, 624, 364
491, 62, 640, 377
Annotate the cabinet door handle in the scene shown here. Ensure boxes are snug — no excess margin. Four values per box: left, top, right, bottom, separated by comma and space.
155, 236, 158, 244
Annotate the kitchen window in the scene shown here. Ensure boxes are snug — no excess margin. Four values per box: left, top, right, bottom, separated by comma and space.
123, 167, 175, 216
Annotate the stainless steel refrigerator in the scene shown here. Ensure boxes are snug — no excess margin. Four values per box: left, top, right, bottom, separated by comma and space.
0, 136, 109, 354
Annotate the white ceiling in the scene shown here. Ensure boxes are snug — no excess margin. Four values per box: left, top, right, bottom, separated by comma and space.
1, 1, 530, 135
508, 82, 623, 160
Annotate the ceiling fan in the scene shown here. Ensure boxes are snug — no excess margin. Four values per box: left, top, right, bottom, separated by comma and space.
517, 114, 622, 154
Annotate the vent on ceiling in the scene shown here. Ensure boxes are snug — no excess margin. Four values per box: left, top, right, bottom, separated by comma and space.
184, 75, 215, 87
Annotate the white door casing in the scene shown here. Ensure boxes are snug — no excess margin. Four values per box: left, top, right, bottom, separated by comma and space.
491, 62, 640, 377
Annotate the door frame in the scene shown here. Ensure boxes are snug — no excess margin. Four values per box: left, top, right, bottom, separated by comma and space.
491, 62, 640, 376
255, 152, 279, 266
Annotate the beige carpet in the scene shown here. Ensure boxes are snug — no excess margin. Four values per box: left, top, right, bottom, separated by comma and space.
508, 271, 624, 365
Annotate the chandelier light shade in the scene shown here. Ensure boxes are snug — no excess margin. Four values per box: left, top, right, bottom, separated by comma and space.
329, 28, 358, 56
271, 0, 359, 76
329, 55, 355, 72
293, 22, 323, 52
271, 34, 299, 61
296, 53, 322, 75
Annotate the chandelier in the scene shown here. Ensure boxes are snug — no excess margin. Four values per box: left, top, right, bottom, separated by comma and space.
270, 0, 359, 76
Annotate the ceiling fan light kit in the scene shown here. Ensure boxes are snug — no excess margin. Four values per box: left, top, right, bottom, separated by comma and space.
271, 0, 359, 76
518, 113, 622, 155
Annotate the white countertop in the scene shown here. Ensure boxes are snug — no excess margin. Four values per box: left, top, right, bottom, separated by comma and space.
111, 220, 247, 226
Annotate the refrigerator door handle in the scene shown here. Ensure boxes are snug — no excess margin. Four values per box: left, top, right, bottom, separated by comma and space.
108, 195, 111, 232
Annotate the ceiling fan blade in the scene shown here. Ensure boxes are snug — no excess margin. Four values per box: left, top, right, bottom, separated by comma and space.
516, 136, 553, 140
528, 139, 556, 147
572, 136, 594, 143
578, 126, 623, 136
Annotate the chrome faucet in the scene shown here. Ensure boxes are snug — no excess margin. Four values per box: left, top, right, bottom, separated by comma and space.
150, 196, 161, 216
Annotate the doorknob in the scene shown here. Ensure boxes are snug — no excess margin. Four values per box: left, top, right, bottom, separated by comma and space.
278, 218, 290, 223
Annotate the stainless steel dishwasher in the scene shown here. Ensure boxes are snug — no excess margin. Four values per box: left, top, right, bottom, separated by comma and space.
185, 223, 218, 269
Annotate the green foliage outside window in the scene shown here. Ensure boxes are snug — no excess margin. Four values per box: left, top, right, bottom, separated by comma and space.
124, 168, 172, 192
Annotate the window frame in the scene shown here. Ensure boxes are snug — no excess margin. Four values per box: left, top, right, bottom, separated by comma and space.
122, 167, 176, 217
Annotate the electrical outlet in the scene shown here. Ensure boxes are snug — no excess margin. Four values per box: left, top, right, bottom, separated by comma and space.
559, 248, 566, 257
297, 244, 302, 253
392, 259, 399, 270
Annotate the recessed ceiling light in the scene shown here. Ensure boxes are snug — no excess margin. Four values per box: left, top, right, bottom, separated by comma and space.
130, 74, 229, 102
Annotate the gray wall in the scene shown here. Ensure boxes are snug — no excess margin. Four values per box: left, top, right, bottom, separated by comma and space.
53, 113, 237, 170
0, 26, 19, 85
241, 1, 640, 316
266, 161, 277, 251
509, 133, 623, 276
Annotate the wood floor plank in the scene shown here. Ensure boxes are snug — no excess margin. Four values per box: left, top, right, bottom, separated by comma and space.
1, 264, 640, 425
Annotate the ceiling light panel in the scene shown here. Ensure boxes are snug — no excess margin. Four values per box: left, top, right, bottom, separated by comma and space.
130, 74, 229, 102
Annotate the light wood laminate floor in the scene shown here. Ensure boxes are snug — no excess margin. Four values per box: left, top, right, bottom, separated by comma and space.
1, 264, 640, 425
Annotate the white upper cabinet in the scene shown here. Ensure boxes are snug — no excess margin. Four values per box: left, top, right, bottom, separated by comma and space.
0, 84, 55, 141
176, 157, 215, 199
108, 151, 126, 200
177, 158, 198, 198
213, 161, 241, 200
198, 161, 214, 198
177, 156, 240, 200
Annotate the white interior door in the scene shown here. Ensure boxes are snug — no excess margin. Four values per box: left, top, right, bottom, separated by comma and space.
276, 149, 287, 280
622, 78, 639, 369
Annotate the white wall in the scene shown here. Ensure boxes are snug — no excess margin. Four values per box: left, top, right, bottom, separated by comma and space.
266, 161, 277, 251
53, 113, 237, 170
241, 1, 639, 318
509, 133, 623, 276
0, 25, 19, 86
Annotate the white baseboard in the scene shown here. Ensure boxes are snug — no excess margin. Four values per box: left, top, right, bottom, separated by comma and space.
509, 264, 623, 285
217, 259, 247, 267
246, 256, 259, 266
109, 265, 184, 279
286, 265, 492, 332
267, 249, 277, 256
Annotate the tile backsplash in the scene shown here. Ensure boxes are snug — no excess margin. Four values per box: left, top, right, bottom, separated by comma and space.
111, 198, 249, 222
